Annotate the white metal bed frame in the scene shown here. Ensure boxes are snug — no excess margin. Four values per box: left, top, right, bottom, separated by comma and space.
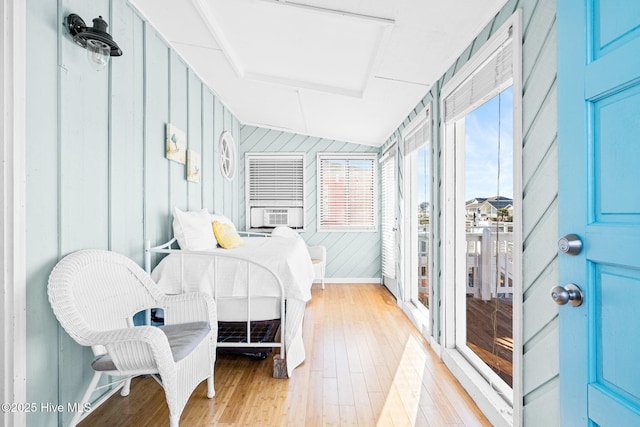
144, 237, 288, 377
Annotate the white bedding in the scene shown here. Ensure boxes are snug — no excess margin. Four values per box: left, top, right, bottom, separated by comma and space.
150, 235, 314, 376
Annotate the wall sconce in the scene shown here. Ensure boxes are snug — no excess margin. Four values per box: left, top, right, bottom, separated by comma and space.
65, 13, 123, 69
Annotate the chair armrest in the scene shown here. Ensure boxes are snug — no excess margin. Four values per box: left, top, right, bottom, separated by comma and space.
160, 292, 217, 327
307, 245, 326, 261
86, 326, 175, 373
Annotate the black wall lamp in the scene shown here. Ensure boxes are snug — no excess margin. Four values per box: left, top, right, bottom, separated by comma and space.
65, 13, 123, 69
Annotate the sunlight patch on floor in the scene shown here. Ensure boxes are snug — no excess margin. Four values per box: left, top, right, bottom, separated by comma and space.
377, 335, 427, 426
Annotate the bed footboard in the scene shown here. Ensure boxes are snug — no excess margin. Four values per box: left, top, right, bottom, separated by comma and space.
145, 239, 288, 378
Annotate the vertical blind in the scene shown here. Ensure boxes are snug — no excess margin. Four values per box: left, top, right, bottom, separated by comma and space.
246, 154, 305, 206
380, 148, 396, 278
317, 154, 377, 231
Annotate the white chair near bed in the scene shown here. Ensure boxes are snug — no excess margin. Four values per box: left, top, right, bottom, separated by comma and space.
48, 249, 217, 427
272, 226, 326, 289
307, 245, 326, 289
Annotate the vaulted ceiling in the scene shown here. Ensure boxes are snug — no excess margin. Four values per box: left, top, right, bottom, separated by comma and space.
129, 0, 508, 146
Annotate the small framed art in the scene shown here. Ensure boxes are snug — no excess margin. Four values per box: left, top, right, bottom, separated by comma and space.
187, 150, 201, 183
166, 123, 186, 164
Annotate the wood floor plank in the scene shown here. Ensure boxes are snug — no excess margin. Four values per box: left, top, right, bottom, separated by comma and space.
79, 284, 491, 427
351, 372, 375, 426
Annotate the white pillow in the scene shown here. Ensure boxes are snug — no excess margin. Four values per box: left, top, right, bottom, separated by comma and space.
210, 213, 236, 232
173, 207, 217, 250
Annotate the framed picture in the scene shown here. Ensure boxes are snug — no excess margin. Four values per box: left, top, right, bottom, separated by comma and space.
166, 123, 186, 164
187, 150, 201, 183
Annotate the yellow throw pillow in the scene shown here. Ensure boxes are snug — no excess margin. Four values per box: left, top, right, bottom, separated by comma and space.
212, 220, 244, 249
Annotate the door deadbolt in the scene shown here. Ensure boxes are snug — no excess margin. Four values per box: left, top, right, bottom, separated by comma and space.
558, 234, 582, 256
551, 283, 583, 307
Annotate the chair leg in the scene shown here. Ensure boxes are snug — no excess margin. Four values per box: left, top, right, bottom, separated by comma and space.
120, 377, 131, 397
322, 278, 325, 290
207, 375, 215, 398
169, 414, 179, 427
69, 371, 101, 427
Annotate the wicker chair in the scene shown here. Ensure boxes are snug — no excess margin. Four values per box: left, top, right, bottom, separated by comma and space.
48, 249, 217, 427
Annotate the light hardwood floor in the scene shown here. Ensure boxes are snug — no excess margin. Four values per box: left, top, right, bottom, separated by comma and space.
80, 284, 491, 426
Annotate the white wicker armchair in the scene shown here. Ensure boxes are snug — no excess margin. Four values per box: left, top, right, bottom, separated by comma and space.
48, 249, 217, 427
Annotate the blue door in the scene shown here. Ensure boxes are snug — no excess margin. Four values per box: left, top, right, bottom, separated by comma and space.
557, 1, 640, 425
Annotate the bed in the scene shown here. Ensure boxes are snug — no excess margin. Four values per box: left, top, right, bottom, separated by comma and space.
144, 208, 314, 378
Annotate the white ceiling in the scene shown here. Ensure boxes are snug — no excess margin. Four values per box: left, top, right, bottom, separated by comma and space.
129, 0, 508, 147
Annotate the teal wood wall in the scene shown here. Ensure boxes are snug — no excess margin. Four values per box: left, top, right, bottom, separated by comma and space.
25, 0, 240, 425
239, 125, 381, 280
25, 0, 559, 425
382, 0, 560, 424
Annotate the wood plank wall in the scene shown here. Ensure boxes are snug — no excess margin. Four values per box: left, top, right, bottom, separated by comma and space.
24, 0, 559, 425
239, 125, 382, 281
25, 1, 240, 425
380, 0, 560, 424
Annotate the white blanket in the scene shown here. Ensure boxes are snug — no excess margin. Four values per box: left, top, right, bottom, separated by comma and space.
151, 235, 313, 376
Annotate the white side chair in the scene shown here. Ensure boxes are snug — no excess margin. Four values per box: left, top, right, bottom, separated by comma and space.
48, 249, 217, 427
271, 226, 327, 289
307, 245, 327, 289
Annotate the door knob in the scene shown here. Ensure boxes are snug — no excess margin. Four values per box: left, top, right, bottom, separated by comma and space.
551, 283, 583, 307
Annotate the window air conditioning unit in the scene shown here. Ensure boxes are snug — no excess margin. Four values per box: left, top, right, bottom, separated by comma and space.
264, 209, 289, 226
250, 207, 304, 229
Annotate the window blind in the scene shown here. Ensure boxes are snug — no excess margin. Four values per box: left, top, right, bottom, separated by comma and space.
444, 37, 513, 122
402, 109, 431, 155
380, 150, 396, 278
247, 154, 304, 206
317, 154, 377, 231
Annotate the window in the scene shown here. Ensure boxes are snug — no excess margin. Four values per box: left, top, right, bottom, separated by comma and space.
218, 131, 237, 181
317, 154, 377, 232
441, 11, 521, 419
245, 153, 305, 229
402, 107, 431, 314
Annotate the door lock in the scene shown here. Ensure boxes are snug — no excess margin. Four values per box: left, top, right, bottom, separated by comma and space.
551, 283, 583, 307
558, 234, 582, 256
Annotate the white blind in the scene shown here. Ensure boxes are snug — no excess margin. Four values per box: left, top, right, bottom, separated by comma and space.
380, 150, 396, 278
318, 154, 377, 231
403, 109, 431, 155
444, 38, 513, 121
247, 154, 304, 205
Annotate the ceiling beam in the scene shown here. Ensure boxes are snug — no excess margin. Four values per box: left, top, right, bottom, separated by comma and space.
259, 0, 396, 26
245, 71, 364, 98
191, 0, 245, 77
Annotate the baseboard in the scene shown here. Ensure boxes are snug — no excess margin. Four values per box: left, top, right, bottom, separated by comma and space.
321, 278, 382, 284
